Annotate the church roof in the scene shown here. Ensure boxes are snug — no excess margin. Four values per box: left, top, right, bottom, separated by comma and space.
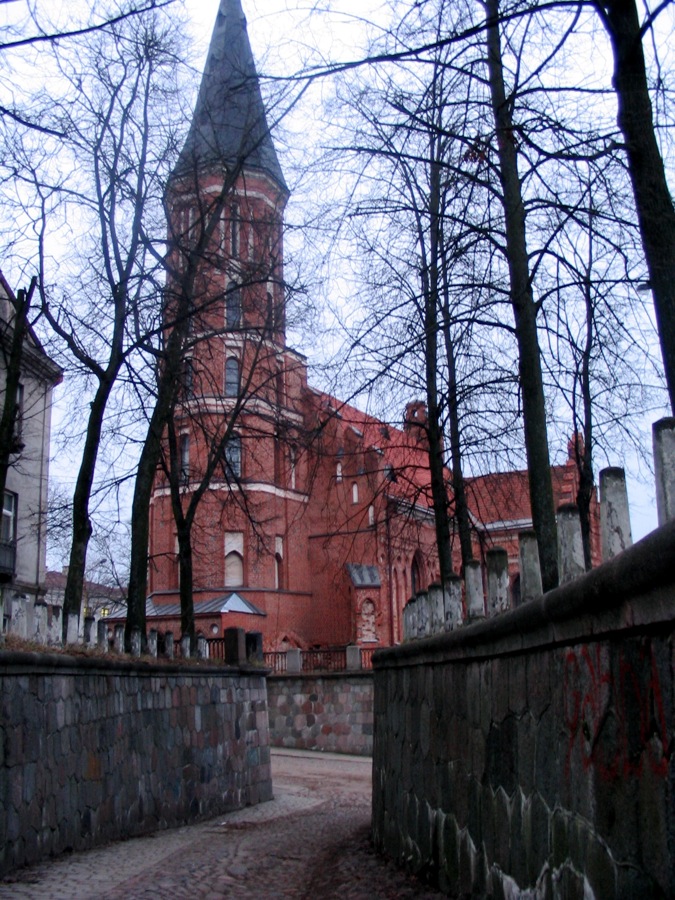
175, 0, 287, 190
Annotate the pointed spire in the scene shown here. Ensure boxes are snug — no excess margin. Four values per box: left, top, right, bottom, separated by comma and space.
176, 0, 287, 191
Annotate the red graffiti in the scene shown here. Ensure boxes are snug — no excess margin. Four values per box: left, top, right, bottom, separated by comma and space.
563, 642, 670, 781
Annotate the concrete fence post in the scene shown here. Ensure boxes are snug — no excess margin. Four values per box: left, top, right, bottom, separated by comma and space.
346, 644, 362, 670
66, 612, 80, 645
416, 591, 429, 638
245, 631, 263, 663
83, 615, 95, 645
444, 576, 463, 631
181, 634, 191, 659
653, 417, 675, 525
557, 504, 585, 584
286, 647, 302, 674
113, 624, 124, 654
165, 632, 174, 660
147, 629, 158, 658
465, 560, 485, 620
131, 628, 142, 658
518, 530, 542, 604
97, 619, 108, 651
486, 548, 509, 615
600, 466, 633, 561
224, 627, 245, 665
427, 584, 444, 635
33, 603, 48, 644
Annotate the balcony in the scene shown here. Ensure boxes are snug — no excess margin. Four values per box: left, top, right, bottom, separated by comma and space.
0, 540, 16, 581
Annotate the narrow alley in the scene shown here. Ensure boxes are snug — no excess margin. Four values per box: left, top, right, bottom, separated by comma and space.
0, 750, 445, 899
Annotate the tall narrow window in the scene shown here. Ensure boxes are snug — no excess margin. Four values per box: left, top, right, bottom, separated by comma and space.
336, 462, 343, 483
411, 551, 424, 597
182, 358, 194, 398
266, 290, 274, 331
225, 532, 244, 587
223, 434, 242, 479
230, 203, 240, 258
225, 552, 243, 587
274, 536, 284, 590
226, 281, 241, 328
179, 433, 190, 484
368, 505, 375, 527
1, 492, 17, 544
225, 357, 240, 398
351, 482, 359, 504
289, 446, 297, 490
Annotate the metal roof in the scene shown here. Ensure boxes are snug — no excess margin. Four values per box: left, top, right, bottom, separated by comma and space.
146, 592, 266, 617
175, 0, 287, 190
345, 564, 381, 588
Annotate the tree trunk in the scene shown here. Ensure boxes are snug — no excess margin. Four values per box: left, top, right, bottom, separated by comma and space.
424, 156, 455, 586
598, 0, 675, 412
61, 375, 118, 639
485, 0, 558, 591
440, 311, 474, 569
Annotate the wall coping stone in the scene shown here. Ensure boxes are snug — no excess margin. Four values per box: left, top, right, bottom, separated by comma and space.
268, 671, 374, 683
374, 519, 675, 669
0, 648, 266, 679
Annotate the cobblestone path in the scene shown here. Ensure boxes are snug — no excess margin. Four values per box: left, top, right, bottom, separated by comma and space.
1, 749, 445, 899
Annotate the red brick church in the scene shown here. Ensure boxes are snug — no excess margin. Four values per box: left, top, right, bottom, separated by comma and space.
142, 0, 599, 651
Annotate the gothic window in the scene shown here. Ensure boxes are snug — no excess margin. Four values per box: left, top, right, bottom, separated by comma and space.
230, 203, 240, 258
266, 289, 274, 331
225, 532, 244, 587
351, 481, 359, 504
225, 552, 243, 587
182, 358, 194, 398
411, 551, 424, 597
226, 281, 241, 328
225, 357, 240, 398
275, 535, 284, 591
290, 446, 297, 490
223, 434, 242, 479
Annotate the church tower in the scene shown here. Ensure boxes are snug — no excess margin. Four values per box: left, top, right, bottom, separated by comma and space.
147, 0, 314, 641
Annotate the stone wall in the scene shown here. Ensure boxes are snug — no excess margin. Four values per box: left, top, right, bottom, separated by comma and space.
372, 519, 675, 898
0, 651, 272, 877
268, 673, 374, 756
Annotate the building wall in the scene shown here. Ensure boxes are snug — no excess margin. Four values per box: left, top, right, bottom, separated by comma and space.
0, 651, 272, 877
267, 673, 374, 756
0, 285, 61, 636
372, 520, 675, 898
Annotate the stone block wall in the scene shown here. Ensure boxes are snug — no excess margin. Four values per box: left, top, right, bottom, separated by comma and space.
0, 651, 272, 877
372, 520, 675, 898
268, 673, 373, 756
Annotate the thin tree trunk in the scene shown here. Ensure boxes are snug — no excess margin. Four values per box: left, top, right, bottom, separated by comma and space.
598, 0, 675, 412
485, 0, 558, 591
61, 376, 119, 639
440, 313, 473, 569
425, 155, 455, 586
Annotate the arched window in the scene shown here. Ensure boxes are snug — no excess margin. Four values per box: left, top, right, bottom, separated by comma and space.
225, 358, 239, 398
226, 281, 241, 328
351, 482, 359, 504
336, 462, 343, 483
230, 202, 240, 258
223, 434, 242, 479
225, 552, 243, 587
275, 554, 284, 590
368, 505, 375, 526
411, 551, 424, 597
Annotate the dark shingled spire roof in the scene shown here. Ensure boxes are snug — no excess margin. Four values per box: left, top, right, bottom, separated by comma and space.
176, 0, 287, 190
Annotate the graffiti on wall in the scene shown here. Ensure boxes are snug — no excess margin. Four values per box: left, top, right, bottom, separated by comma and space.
563, 642, 671, 780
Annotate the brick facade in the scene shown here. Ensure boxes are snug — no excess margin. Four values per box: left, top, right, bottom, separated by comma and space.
131, 0, 601, 654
